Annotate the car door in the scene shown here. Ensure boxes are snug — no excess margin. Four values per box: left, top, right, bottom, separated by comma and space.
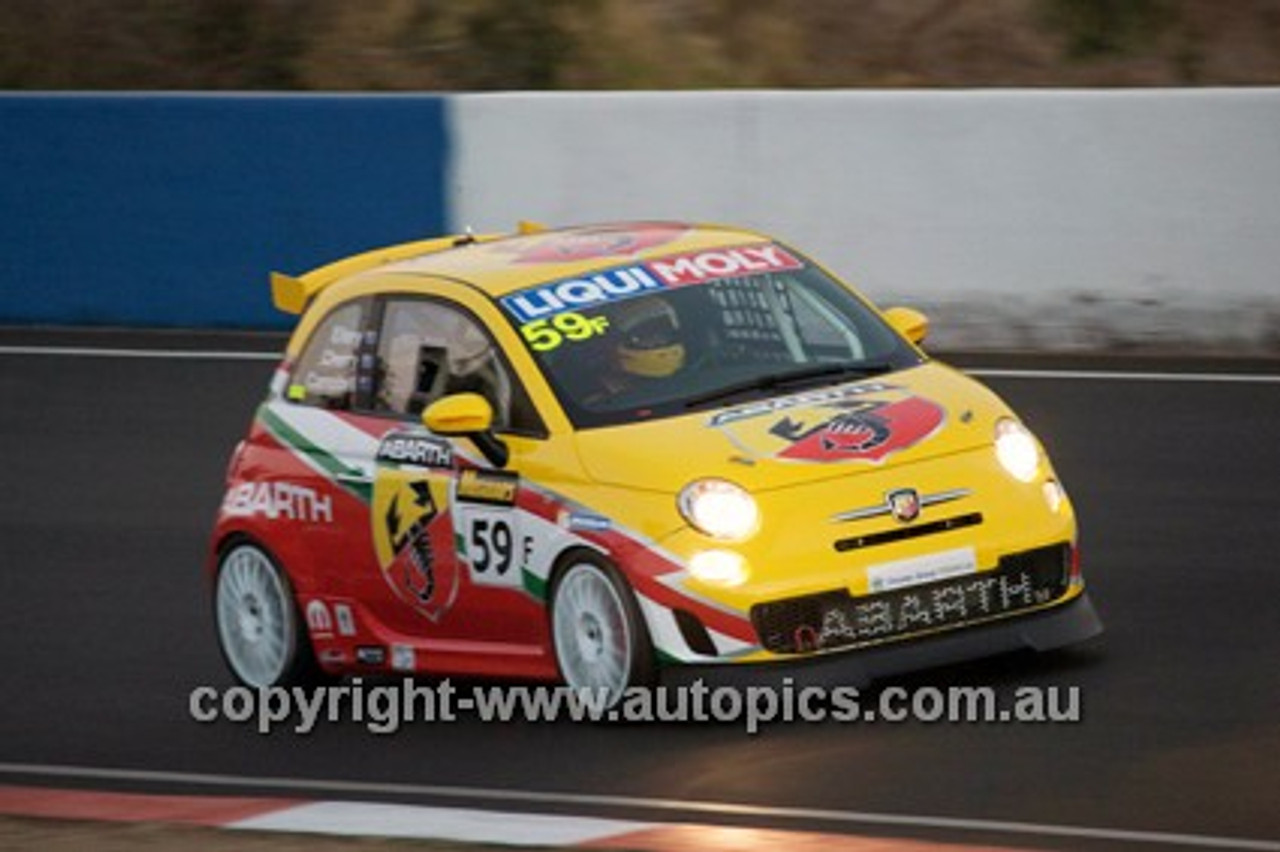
366, 296, 545, 653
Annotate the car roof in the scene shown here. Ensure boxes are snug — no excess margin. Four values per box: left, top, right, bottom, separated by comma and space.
366, 221, 776, 299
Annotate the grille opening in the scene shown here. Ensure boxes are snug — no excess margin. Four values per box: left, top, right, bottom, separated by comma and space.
834, 513, 983, 552
998, 542, 1070, 580
751, 543, 1071, 654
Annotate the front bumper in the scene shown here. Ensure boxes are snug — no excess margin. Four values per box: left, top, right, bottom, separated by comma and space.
661, 592, 1102, 690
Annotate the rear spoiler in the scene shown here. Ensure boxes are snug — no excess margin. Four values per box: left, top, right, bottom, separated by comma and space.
270, 221, 549, 315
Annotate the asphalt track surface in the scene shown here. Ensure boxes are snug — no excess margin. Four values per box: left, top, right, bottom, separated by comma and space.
1, 329, 1278, 852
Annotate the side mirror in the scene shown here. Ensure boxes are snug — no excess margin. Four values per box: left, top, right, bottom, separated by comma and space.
883, 306, 929, 346
422, 393, 509, 468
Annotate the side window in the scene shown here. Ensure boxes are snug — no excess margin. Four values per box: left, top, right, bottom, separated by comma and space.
788, 278, 867, 361
288, 301, 370, 410
375, 299, 540, 434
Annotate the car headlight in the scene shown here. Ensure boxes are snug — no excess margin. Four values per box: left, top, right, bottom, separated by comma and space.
678, 479, 760, 541
994, 418, 1042, 483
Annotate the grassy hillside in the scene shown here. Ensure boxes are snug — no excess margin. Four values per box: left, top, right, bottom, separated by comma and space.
2, 0, 1279, 90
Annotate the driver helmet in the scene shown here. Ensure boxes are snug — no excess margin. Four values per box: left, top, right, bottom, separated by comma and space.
613, 295, 685, 378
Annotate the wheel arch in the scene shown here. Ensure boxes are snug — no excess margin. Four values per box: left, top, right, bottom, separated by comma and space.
209, 525, 321, 597
544, 545, 658, 691
211, 535, 332, 687
545, 544, 662, 639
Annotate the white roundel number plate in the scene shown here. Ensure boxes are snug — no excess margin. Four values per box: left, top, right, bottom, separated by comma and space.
453, 469, 524, 589
461, 509, 521, 587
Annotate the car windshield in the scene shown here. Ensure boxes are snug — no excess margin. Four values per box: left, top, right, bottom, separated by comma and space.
500, 243, 923, 429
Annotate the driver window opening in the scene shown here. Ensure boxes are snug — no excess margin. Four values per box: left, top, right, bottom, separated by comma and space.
374, 299, 541, 435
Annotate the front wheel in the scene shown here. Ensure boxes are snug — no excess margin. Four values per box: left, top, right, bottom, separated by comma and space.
550, 557, 655, 704
214, 542, 323, 687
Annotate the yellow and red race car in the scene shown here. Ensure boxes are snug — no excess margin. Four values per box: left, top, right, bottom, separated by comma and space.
208, 221, 1101, 699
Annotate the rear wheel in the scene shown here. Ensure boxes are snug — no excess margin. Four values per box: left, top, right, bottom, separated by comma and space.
215, 542, 322, 687
550, 557, 655, 704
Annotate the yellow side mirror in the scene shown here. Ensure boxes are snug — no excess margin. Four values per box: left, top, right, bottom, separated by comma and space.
883, 306, 930, 345
422, 393, 508, 468
423, 393, 494, 436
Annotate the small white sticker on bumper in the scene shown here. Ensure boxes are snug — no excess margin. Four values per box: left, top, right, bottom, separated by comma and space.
867, 547, 978, 593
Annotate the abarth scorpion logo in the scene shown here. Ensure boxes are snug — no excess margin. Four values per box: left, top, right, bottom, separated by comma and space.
887, 488, 922, 523
765, 396, 945, 464
386, 481, 439, 603
709, 384, 947, 466
769, 401, 892, 457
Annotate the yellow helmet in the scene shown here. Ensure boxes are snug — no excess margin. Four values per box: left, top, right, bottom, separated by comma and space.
614, 296, 685, 378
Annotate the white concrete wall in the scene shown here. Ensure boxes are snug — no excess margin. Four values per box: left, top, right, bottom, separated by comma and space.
450, 89, 1280, 352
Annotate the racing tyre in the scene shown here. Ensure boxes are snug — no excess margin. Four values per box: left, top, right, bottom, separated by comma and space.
215, 541, 325, 687
550, 556, 655, 704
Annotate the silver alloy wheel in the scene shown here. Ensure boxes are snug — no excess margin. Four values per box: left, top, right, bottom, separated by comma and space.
552, 562, 633, 701
216, 544, 295, 687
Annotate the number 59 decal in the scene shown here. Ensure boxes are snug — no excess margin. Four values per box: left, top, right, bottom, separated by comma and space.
458, 509, 528, 588
520, 312, 610, 352
471, 516, 514, 576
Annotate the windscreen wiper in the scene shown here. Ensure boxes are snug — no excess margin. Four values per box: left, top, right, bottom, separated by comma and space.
683, 362, 895, 410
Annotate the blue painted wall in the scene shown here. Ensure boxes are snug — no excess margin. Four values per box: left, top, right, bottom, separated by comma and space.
0, 94, 450, 328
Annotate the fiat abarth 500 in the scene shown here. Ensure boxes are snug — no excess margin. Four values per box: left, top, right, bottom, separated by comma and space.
208, 221, 1101, 700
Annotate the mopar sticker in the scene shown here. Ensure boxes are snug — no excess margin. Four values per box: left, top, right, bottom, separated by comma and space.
305, 600, 333, 635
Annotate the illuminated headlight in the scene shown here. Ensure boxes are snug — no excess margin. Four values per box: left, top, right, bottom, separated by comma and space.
994, 418, 1041, 483
689, 550, 749, 587
678, 479, 760, 541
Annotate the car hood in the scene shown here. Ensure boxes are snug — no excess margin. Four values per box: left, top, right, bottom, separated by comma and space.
572, 362, 1014, 493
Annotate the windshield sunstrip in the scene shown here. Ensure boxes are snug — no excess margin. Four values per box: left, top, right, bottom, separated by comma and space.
500, 243, 803, 325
